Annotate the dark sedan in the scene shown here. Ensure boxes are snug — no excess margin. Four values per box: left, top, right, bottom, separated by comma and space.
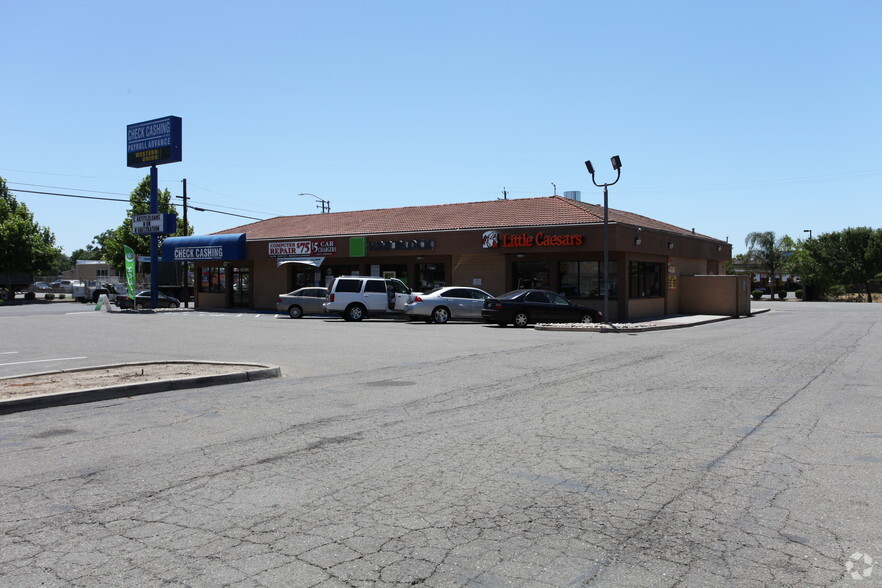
481, 289, 603, 327
116, 290, 180, 309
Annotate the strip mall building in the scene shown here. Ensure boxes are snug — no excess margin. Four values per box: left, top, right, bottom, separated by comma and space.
162, 195, 747, 321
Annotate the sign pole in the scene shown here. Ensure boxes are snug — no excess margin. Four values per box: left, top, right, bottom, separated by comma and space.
150, 165, 159, 309
182, 178, 189, 308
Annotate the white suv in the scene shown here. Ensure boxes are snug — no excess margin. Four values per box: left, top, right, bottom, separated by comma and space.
323, 276, 416, 321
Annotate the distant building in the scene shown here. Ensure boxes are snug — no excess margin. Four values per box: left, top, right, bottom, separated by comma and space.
62, 260, 121, 285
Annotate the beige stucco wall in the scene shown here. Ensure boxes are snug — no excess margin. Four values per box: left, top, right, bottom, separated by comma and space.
452, 254, 506, 295
679, 275, 751, 317
627, 297, 665, 320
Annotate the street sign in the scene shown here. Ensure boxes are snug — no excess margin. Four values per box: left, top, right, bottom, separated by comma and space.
132, 213, 177, 235
126, 116, 182, 168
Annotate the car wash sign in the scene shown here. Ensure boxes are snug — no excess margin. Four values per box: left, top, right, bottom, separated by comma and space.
127, 116, 182, 168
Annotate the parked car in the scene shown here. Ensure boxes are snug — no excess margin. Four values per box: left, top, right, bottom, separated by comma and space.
276, 287, 329, 318
480, 289, 603, 327
404, 286, 492, 324
29, 282, 51, 291
323, 276, 417, 321
116, 290, 181, 309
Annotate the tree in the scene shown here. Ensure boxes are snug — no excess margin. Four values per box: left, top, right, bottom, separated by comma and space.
71, 229, 114, 263
744, 231, 789, 298
101, 176, 193, 274
0, 176, 62, 294
804, 228, 882, 302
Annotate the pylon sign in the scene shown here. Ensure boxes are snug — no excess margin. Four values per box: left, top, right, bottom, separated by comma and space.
126, 116, 182, 168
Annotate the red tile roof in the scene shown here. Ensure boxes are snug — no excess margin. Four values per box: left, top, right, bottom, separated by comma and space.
215, 195, 718, 241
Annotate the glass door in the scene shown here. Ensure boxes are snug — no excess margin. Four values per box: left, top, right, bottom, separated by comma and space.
231, 267, 250, 307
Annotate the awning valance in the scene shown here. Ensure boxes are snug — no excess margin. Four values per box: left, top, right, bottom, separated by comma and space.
161, 234, 246, 261
276, 257, 326, 268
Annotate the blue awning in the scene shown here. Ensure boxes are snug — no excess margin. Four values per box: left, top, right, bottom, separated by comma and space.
161, 234, 246, 261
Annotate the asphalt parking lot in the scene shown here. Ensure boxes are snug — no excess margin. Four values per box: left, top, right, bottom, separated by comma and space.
1, 301, 880, 585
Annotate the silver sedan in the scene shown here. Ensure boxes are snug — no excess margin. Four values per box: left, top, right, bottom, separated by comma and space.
404, 286, 492, 324
276, 287, 329, 318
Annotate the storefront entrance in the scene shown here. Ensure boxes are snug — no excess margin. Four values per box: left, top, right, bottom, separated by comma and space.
231, 267, 250, 307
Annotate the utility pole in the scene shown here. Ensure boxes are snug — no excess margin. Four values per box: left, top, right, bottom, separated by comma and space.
182, 178, 190, 308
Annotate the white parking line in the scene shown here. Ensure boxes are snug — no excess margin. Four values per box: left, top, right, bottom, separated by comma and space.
0, 352, 19, 355
0, 356, 88, 367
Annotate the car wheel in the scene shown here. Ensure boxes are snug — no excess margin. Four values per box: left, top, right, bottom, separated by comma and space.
135, 302, 145, 310
431, 306, 450, 324
579, 313, 594, 324
513, 312, 530, 328
288, 305, 303, 319
168, 302, 179, 309
343, 303, 366, 321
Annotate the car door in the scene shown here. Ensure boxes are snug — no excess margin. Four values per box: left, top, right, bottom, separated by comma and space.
301, 288, 325, 314
448, 288, 488, 319
442, 289, 471, 318
362, 280, 390, 312
465, 289, 492, 318
523, 290, 554, 322
387, 279, 413, 311
546, 291, 579, 321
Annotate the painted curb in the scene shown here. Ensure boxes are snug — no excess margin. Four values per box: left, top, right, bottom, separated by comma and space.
0, 361, 282, 414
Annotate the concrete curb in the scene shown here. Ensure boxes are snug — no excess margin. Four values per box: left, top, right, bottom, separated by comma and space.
536, 309, 770, 333
534, 317, 729, 333
0, 361, 281, 414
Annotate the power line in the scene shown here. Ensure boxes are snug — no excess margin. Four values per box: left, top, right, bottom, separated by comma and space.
10, 188, 269, 221
10, 188, 129, 203
8, 182, 130, 196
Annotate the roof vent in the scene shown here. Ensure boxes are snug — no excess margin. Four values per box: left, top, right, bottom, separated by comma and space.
563, 191, 581, 202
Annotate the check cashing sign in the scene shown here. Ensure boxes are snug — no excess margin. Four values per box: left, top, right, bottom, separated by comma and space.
126, 116, 182, 168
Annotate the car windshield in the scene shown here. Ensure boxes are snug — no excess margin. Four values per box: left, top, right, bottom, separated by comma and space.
498, 290, 528, 300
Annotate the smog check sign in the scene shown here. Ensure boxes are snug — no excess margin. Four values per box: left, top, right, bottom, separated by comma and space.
127, 116, 182, 168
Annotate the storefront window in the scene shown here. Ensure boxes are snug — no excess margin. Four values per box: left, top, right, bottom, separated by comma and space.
380, 264, 410, 285
559, 261, 617, 298
629, 261, 662, 298
416, 263, 446, 289
289, 267, 321, 289
513, 261, 550, 290
322, 264, 361, 287
199, 266, 226, 293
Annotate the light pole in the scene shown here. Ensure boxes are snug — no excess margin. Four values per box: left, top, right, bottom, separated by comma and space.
299, 193, 331, 214
803, 229, 812, 301
585, 155, 622, 321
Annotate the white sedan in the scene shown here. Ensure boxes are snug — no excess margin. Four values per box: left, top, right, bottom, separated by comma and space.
403, 286, 493, 324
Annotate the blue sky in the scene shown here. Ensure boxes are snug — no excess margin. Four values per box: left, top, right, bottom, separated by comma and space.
2, 1, 880, 256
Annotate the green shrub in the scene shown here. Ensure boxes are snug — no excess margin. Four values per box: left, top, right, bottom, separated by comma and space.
58, 294, 66, 299
777, 290, 787, 300
751, 289, 763, 300
795, 289, 803, 299
45, 293, 55, 300
24, 291, 36, 300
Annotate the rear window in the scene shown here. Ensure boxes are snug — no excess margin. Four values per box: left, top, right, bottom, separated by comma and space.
334, 279, 362, 293
499, 290, 528, 300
